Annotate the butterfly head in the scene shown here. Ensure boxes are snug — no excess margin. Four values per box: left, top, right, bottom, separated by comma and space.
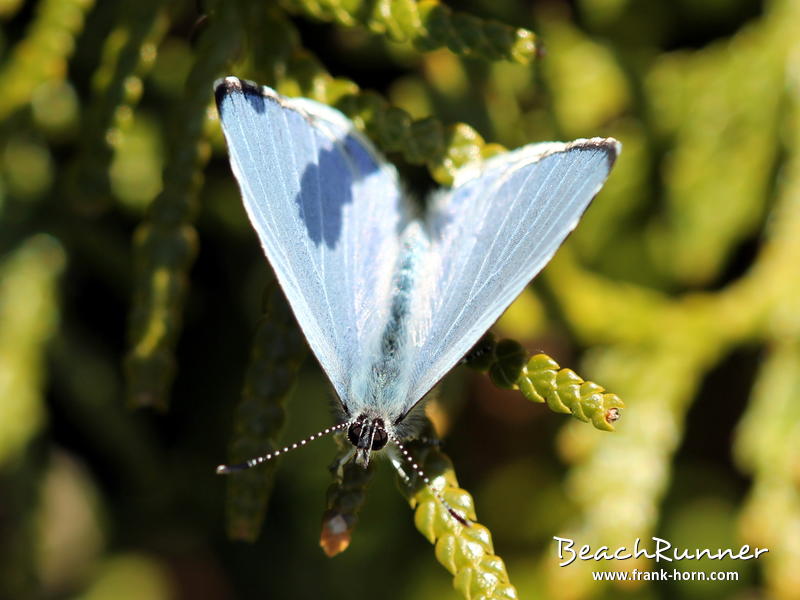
347, 414, 389, 467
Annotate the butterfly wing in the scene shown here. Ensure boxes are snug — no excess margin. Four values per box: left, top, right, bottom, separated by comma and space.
215, 77, 407, 408
403, 138, 620, 411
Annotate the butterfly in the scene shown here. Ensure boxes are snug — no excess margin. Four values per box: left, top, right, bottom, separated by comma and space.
214, 76, 619, 478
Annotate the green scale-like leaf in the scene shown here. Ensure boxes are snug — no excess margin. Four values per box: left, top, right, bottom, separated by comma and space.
320, 440, 376, 556
465, 334, 624, 431
280, 0, 538, 64
66, 0, 168, 212
0, 0, 94, 121
399, 434, 519, 600
124, 0, 241, 409
225, 282, 308, 541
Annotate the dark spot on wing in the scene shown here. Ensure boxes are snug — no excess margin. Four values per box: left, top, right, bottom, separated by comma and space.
216, 77, 390, 249
295, 132, 382, 249
296, 144, 354, 249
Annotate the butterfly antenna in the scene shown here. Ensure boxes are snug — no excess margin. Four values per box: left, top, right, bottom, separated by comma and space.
389, 434, 473, 527
216, 422, 348, 474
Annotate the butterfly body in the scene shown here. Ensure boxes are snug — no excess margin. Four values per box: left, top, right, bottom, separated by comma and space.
215, 76, 620, 467
350, 223, 422, 404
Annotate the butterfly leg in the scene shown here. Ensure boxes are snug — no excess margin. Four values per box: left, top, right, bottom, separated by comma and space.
328, 445, 357, 480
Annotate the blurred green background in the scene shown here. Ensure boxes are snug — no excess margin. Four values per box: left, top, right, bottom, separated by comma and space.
1, 0, 799, 598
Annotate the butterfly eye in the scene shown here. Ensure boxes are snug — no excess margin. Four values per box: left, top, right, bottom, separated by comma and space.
347, 422, 363, 447
347, 417, 388, 451
370, 427, 388, 451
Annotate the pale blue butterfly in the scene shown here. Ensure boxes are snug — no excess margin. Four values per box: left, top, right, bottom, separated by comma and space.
214, 77, 620, 490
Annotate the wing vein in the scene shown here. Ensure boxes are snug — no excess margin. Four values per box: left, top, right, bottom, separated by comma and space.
433, 160, 541, 347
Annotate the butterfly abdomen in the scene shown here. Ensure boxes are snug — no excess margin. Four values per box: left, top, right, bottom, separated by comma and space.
349, 223, 427, 422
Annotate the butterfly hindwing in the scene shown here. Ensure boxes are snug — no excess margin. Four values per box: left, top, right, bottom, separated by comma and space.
215, 77, 408, 410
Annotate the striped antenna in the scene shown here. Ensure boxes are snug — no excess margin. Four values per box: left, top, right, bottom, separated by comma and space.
389, 434, 473, 527
216, 422, 349, 474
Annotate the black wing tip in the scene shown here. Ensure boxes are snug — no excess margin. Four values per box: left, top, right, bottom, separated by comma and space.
566, 137, 621, 171
214, 76, 281, 111
214, 76, 242, 110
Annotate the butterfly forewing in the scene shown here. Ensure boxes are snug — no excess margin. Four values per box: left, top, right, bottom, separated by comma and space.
402, 139, 620, 412
215, 77, 408, 410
